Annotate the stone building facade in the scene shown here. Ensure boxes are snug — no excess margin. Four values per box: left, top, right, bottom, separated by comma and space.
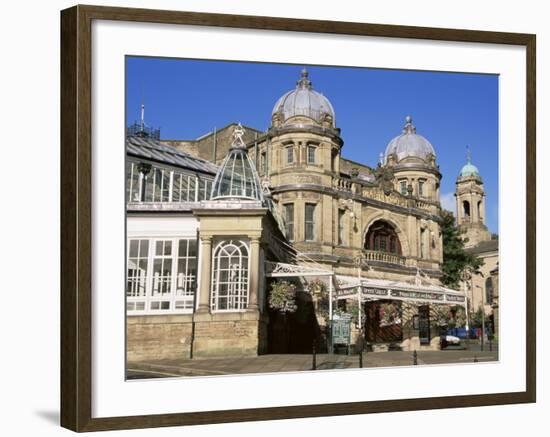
125, 68, 494, 363
455, 157, 499, 336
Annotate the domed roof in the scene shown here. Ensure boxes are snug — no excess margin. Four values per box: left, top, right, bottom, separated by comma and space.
210, 124, 264, 201
272, 68, 335, 127
459, 149, 481, 178
385, 116, 436, 163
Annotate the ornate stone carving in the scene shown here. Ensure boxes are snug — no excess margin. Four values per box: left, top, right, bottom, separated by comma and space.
374, 164, 395, 195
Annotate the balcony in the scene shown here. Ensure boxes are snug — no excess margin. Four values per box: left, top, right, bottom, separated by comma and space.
333, 177, 353, 192
363, 249, 406, 266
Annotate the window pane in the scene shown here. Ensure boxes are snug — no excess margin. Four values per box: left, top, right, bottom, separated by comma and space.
307, 146, 316, 163
129, 240, 139, 257
188, 239, 197, 257
164, 241, 172, 255
305, 204, 315, 241
189, 177, 196, 201
176, 238, 198, 301
139, 240, 149, 257
126, 239, 149, 300
285, 204, 294, 240
156, 241, 163, 255
211, 241, 249, 311
181, 175, 189, 201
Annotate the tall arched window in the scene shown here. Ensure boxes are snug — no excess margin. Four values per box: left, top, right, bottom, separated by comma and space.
364, 220, 402, 255
463, 200, 471, 218
211, 240, 249, 311
485, 277, 494, 305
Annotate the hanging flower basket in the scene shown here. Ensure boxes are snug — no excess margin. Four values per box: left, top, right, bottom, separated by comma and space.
379, 302, 401, 326
268, 280, 298, 314
307, 278, 327, 296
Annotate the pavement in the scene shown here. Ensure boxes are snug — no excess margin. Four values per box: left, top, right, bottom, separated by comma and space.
127, 342, 498, 379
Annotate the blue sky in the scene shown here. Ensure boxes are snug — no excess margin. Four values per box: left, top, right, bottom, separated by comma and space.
126, 57, 499, 233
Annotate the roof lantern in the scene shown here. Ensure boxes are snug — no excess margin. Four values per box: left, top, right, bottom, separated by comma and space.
210, 123, 264, 201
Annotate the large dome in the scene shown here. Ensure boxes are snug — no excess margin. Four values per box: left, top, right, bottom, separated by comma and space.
272, 68, 335, 127
385, 116, 436, 163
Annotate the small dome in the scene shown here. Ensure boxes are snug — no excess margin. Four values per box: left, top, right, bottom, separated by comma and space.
385, 116, 436, 163
210, 124, 264, 201
272, 68, 335, 126
459, 156, 480, 177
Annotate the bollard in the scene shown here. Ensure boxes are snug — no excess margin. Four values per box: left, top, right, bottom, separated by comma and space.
359, 349, 363, 368
474, 355, 478, 363
413, 350, 418, 365
312, 339, 317, 370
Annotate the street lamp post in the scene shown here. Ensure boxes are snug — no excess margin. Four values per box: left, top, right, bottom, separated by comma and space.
354, 254, 364, 360
460, 269, 471, 338
475, 284, 486, 352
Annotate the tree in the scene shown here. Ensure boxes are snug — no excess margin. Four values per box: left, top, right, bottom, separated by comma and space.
440, 210, 484, 289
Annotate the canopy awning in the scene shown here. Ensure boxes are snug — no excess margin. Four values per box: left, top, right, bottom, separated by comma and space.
335, 275, 466, 307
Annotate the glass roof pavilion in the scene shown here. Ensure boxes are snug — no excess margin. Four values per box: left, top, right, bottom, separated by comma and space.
210, 124, 264, 201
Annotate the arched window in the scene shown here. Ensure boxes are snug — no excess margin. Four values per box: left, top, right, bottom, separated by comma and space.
477, 200, 482, 220
485, 277, 494, 305
365, 220, 402, 255
463, 200, 471, 218
211, 240, 249, 311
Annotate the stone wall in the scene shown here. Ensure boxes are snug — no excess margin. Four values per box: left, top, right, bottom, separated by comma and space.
127, 314, 193, 362
193, 319, 265, 358
127, 313, 267, 361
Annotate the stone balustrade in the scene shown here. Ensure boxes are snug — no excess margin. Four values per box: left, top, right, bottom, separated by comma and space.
333, 177, 353, 192
363, 249, 406, 266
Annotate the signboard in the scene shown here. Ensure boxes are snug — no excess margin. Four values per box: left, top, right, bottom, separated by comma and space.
331, 316, 351, 345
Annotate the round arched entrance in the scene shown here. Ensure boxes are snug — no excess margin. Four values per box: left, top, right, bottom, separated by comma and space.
364, 219, 402, 255
363, 220, 404, 344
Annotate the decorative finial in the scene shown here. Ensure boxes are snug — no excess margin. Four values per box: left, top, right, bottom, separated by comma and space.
296, 67, 312, 89
466, 145, 472, 164
231, 123, 247, 149
403, 115, 416, 134
379, 152, 384, 165
140, 103, 145, 131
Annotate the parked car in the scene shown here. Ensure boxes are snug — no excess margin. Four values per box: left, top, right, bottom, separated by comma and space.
440, 334, 461, 349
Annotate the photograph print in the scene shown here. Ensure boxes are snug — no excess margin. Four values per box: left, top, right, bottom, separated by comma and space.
125, 58, 499, 379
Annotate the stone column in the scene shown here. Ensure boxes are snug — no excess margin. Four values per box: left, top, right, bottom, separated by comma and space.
197, 235, 213, 313
247, 236, 261, 311
469, 194, 475, 223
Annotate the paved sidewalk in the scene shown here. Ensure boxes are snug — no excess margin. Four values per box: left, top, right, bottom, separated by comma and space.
127, 349, 498, 379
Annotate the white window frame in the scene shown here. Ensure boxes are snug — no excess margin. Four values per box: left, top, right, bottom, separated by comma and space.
210, 239, 250, 312
126, 237, 198, 315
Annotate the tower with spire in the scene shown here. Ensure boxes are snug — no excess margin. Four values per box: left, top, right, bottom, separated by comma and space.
455, 147, 491, 248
